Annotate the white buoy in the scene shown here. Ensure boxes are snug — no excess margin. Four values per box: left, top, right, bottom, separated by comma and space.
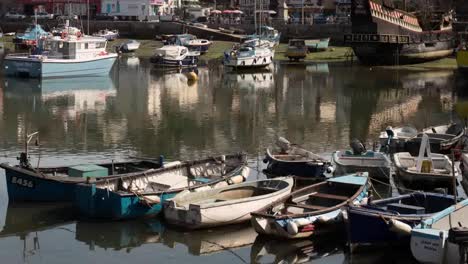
388, 219, 412, 236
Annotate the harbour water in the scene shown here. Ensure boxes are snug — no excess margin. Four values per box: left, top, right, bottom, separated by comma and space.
0, 57, 463, 263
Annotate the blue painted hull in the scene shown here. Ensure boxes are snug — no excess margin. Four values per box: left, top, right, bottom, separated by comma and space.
4, 167, 77, 202
4, 56, 117, 78
347, 207, 417, 246
74, 184, 178, 220
264, 161, 327, 177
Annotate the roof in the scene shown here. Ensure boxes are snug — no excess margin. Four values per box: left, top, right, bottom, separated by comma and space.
327, 173, 368, 186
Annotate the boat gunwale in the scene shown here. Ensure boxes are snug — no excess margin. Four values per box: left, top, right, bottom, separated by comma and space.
0, 153, 246, 186
251, 174, 369, 220
332, 150, 391, 168
172, 177, 294, 210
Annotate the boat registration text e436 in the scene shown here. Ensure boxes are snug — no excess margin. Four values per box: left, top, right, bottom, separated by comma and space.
11, 176, 34, 188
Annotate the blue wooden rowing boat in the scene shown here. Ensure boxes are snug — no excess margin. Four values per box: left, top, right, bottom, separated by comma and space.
0, 152, 164, 202
251, 173, 370, 239
73, 154, 248, 220
305, 38, 330, 52
346, 192, 456, 249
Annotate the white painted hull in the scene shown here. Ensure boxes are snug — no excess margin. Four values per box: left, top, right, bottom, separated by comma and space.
224, 54, 274, 68
164, 178, 293, 229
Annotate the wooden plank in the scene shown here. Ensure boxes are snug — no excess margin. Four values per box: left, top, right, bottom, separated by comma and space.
310, 193, 348, 201
285, 203, 326, 210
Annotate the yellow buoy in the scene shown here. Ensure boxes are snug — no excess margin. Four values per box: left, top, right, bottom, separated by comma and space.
186, 71, 198, 81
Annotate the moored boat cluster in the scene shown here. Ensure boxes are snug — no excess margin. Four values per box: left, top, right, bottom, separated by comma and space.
2, 122, 468, 263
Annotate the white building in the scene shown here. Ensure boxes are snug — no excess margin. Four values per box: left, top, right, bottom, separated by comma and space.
101, 0, 175, 20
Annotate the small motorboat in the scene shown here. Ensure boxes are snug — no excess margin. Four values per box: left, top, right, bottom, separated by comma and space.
347, 192, 457, 250
378, 125, 418, 153
410, 199, 468, 264
164, 34, 212, 54
163, 177, 294, 229
332, 139, 391, 181
263, 137, 331, 178
150, 45, 199, 68
223, 40, 274, 69
393, 134, 460, 194
250, 173, 370, 239
74, 154, 248, 220
93, 29, 119, 41
405, 123, 465, 156
285, 39, 308, 61
115, 40, 141, 53
305, 38, 330, 52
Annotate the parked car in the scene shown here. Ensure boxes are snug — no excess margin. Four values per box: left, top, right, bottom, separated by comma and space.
4, 11, 26, 20
34, 12, 54, 20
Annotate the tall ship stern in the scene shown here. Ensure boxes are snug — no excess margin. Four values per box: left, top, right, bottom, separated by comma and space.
345, 0, 455, 65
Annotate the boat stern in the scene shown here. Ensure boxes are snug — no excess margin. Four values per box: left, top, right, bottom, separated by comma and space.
4, 56, 42, 78
410, 228, 446, 264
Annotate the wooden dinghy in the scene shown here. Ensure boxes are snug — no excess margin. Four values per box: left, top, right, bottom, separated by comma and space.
347, 192, 457, 250
263, 137, 331, 177
0, 152, 164, 202
163, 177, 294, 229
250, 173, 370, 239
332, 139, 391, 181
411, 199, 468, 264
393, 133, 460, 194
74, 154, 248, 220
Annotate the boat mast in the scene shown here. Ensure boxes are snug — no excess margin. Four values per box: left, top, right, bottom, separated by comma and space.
87, 0, 90, 35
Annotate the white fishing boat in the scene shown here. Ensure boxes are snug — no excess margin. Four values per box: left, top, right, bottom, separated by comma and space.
223, 40, 274, 69
411, 199, 468, 264
4, 33, 117, 78
92, 29, 119, 41
163, 177, 294, 229
393, 134, 460, 194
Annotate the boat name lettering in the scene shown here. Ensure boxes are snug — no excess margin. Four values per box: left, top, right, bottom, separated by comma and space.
11, 176, 34, 188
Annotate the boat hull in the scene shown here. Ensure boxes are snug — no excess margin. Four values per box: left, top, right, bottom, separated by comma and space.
223, 54, 273, 69
347, 207, 417, 247
3, 55, 117, 78
188, 44, 211, 54
394, 166, 455, 193
3, 166, 78, 202
164, 186, 292, 229
332, 152, 390, 181
74, 184, 177, 220
305, 38, 330, 52
263, 151, 328, 178
150, 56, 198, 68
350, 41, 454, 65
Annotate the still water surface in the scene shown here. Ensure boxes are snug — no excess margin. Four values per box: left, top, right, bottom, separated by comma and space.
0, 57, 464, 263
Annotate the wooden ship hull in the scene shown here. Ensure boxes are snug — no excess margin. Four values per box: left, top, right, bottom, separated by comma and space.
345, 0, 455, 65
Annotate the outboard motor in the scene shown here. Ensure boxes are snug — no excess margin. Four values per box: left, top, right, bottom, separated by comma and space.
276, 137, 291, 153
385, 126, 395, 145
350, 139, 366, 155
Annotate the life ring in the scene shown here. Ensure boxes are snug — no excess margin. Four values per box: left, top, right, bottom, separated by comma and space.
61, 32, 67, 39
76, 31, 82, 38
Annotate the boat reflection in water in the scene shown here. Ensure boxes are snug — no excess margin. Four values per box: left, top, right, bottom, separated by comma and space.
223, 69, 274, 90
0, 202, 75, 262
75, 219, 256, 256
159, 222, 257, 256
250, 235, 345, 264
75, 220, 161, 252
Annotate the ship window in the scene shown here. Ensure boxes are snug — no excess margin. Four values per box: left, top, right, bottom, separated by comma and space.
85, 43, 89, 49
